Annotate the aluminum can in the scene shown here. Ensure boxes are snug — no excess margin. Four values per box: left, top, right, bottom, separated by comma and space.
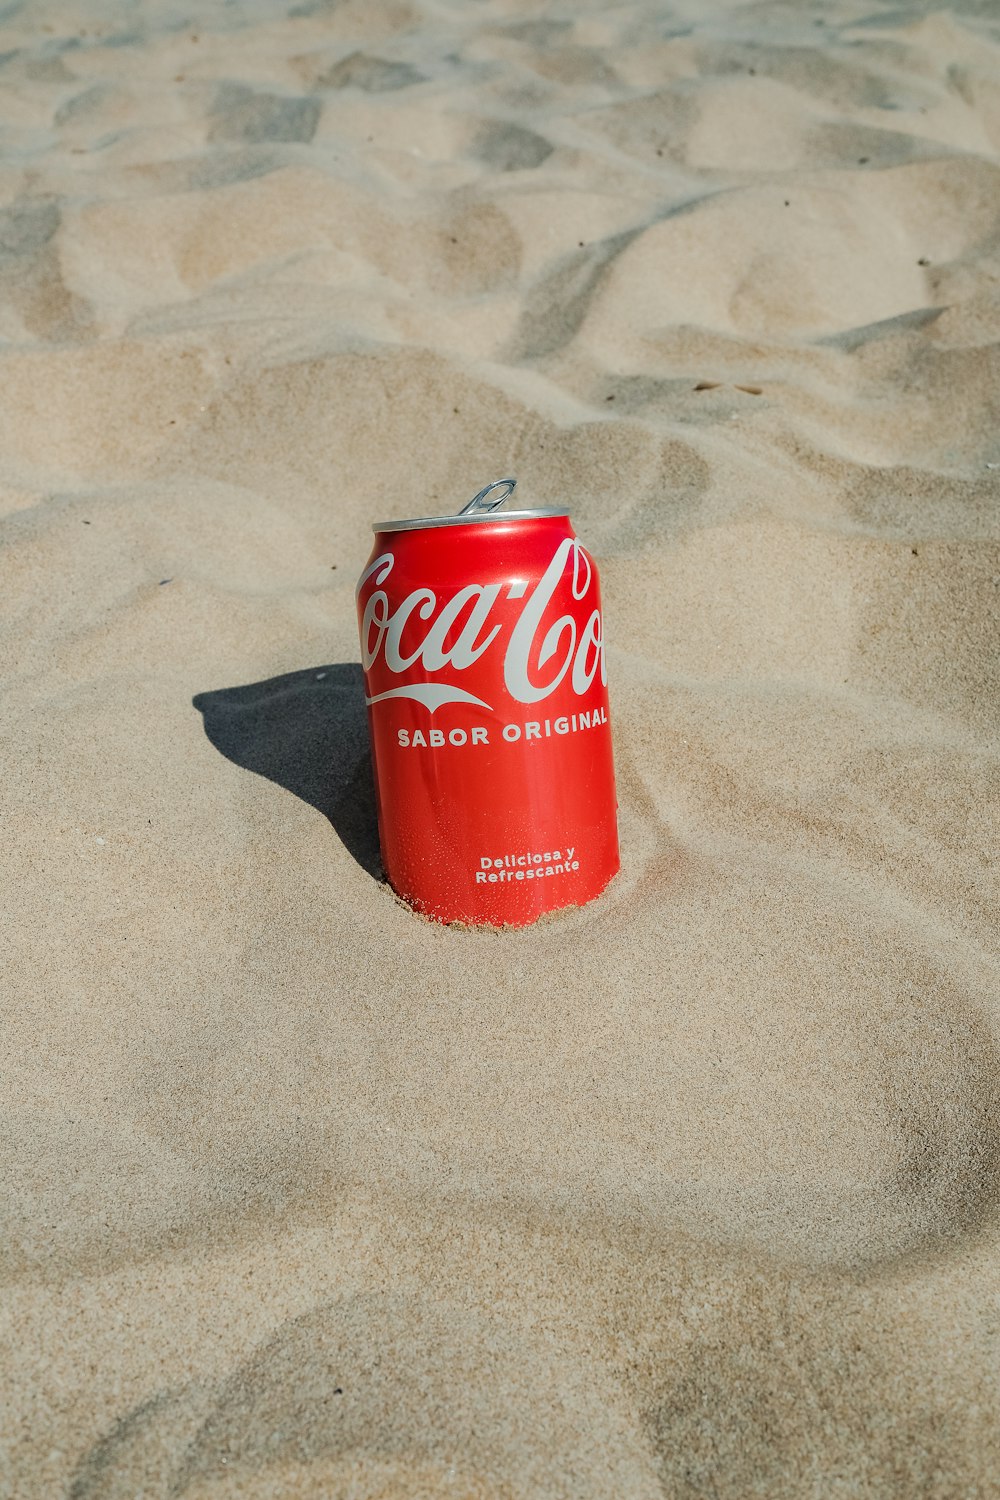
356, 481, 619, 926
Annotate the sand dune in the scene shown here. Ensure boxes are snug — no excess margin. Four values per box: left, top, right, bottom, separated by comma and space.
2, 0, 999, 1495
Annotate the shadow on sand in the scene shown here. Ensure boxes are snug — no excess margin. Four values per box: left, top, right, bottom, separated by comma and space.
192, 662, 381, 878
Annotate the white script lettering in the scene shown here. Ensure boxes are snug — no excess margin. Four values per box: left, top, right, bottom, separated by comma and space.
359, 541, 605, 710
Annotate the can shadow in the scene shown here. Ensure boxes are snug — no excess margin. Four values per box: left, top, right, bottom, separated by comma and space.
192, 662, 382, 879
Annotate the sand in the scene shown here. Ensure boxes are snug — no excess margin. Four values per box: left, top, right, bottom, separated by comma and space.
2, 0, 999, 1494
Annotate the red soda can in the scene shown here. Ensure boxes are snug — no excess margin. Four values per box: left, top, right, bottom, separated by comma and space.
356, 479, 619, 926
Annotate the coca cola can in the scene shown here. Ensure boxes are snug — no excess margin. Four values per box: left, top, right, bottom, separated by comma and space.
356, 480, 619, 926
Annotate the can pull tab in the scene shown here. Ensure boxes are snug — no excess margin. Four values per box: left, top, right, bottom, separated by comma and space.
459, 478, 516, 516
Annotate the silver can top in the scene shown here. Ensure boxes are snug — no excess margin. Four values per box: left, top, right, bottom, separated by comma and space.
372, 479, 568, 533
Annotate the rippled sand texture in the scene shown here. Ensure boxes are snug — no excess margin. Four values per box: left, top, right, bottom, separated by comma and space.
3, 0, 1000, 1495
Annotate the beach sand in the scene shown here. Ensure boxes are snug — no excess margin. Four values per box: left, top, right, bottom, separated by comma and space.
2, 0, 1000, 1494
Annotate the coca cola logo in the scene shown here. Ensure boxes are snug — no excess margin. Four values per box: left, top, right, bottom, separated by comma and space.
357, 537, 606, 712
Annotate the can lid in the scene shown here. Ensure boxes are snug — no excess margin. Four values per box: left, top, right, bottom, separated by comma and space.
372, 478, 568, 533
